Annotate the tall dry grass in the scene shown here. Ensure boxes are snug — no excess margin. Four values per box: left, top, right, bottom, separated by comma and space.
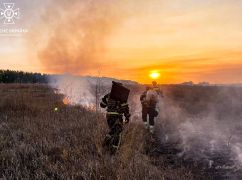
0, 84, 196, 179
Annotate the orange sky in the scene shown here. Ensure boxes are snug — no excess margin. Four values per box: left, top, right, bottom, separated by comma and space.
1, 0, 242, 84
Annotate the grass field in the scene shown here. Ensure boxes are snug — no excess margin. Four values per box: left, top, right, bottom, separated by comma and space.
0, 84, 197, 180
1, 83, 242, 179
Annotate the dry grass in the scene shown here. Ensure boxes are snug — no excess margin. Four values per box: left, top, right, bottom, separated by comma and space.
0, 84, 197, 179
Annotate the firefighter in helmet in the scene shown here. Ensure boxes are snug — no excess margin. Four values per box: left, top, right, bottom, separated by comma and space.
140, 82, 163, 134
100, 82, 130, 154
140, 86, 150, 129
152, 81, 163, 97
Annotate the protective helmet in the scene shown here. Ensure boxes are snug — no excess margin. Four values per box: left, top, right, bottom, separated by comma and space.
152, 81, 157, 86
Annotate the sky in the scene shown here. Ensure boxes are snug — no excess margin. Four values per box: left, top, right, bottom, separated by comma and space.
0, 0, 242, 84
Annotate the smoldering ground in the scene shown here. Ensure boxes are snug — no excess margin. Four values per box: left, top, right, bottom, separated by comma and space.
49, 75, 96, 106
157, 85, 242, 178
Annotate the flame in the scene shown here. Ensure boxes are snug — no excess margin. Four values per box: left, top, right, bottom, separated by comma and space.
63, 97, 70, 105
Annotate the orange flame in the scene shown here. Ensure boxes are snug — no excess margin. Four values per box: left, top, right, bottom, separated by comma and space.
63, 97, 70, 105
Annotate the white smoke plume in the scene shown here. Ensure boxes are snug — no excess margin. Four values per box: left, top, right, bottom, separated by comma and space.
48, 74, 138, 108
49, 74, 96, 106
157, 85, 242, 172
29, 0, 144, 75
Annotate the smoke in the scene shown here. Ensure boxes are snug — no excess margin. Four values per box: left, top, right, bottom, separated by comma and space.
48, 74, 137, 108
31, 0, 133, 75
49, 74, 96, 106
158, 85, 242, 172
32, 0, 137, 107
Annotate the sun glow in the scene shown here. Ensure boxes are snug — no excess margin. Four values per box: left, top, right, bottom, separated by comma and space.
149, 71, 160, 79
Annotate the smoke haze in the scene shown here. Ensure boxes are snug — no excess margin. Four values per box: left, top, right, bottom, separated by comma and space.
158, 86, 242, 173
34, 0, 132, 75
49, 75, 96, 106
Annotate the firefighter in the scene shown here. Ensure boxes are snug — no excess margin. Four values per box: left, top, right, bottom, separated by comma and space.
140, 86, 150, 129
146, 90, 159, 134
152, 81, 163, 97
140, 83, 162, 134
100, 82, 130, 154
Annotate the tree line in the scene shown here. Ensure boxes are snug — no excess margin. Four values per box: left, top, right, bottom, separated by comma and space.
0, 70, 48, 83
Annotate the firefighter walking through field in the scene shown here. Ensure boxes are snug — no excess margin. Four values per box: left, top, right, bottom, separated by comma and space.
140, 81, 163, 134
152, 81, 163, 96
100, 81, 130, 154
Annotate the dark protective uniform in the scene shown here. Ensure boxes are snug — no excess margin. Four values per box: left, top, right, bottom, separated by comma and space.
140, 90, 149, 123
141, 83, 163, 133
100, 93, 130, 153
140, 90, 158, 126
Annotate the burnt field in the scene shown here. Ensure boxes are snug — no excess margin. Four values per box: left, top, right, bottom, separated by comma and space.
0, 84, 242, 179
158, 85, 242, 179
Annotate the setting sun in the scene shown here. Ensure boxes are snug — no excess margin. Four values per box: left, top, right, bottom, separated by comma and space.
149, 71, 160, 79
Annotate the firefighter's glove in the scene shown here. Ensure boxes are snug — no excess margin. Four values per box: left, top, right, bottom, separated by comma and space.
124, 114, 130, 124
124, 119, 129, 124
124, 118, 129, 124
154, 110, 159, 117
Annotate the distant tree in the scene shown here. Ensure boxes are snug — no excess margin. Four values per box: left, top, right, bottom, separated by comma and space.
181, 81, 194, 86
0, 69, 48, 84
198, 82, 210, 86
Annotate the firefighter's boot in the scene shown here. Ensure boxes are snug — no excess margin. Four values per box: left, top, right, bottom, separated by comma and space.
103, 134, 112, 147
149, 125, 154, 134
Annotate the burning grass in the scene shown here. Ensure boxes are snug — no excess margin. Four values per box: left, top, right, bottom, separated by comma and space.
0, 84, 197, 179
